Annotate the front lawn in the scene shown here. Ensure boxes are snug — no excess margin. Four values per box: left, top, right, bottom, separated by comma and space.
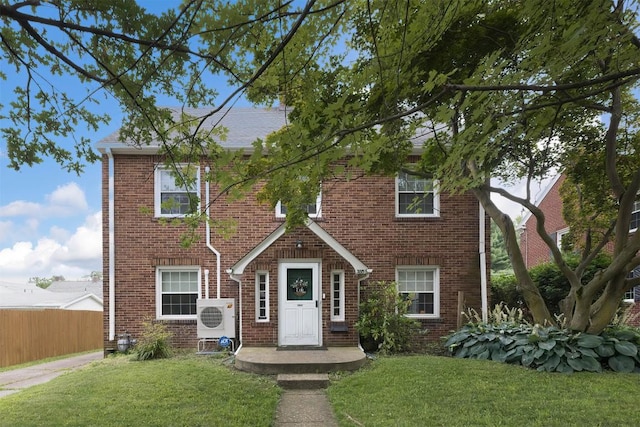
3, 352, 639, 427
328, 355, 640, 427
0, 353, 279, 427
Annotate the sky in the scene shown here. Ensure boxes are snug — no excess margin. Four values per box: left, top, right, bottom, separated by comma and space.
0, 2, 533, 286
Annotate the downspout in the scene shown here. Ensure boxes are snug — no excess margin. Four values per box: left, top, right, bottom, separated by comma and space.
479, 201, 488, 322
357, 269, 373, 352
227, 271, 243, 354
204, 166, 221, 299
106, 148, 116, 341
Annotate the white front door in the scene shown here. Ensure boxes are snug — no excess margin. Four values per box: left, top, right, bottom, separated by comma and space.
278, 261, 321, 346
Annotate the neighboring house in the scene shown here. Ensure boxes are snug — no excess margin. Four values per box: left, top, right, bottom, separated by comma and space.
97, 107, 490, 352
0, 281, 103, 311
48, 280, 104, 300
518, 174, 640, 324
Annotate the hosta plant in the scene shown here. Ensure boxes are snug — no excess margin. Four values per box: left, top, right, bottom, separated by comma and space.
444, 321, 640, 373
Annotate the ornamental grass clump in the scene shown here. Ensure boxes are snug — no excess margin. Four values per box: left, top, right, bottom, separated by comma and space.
133, 320, 173, 361
445, 304, 640, 373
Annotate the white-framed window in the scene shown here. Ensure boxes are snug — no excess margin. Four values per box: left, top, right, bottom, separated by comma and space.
630, 200, 640, 232
256, 271, 269, 322
330, 270, 345, 321
624, 266, 640, 302
154, 164, 200, 217
156, 267, 200, 319
396, 266, 440, 318
275, 191, 322, 218
395, 171, 439, 217
556, 227, 570, 250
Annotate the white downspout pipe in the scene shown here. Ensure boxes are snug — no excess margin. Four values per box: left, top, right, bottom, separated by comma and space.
204, 269, 209, 299
479, 201, 488, 322
106, 148, 116, 341
357, 269, 373, 351
204, 167, 221, 299
227, 271, 243, 354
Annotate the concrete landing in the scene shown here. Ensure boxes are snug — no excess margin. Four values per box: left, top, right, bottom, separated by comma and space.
235, 346, 366, 374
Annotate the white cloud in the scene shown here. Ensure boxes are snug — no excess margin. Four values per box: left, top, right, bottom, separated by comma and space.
0, 200, 41, 217
46, 182, 89, 213
0, 211, 102, 284
0, 182, 88, 219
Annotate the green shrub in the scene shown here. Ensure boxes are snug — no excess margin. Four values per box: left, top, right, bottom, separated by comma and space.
490, 253, 613, 316
488, 274, 526, 313
133, 320, 173, 361
444, 320, 640, 373
356, 281, 421, 354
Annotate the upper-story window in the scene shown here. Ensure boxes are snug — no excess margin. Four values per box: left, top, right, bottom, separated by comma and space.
275, 189, 322, 219
396, 171, 439, 217
154, 165, 200, 217
630, 200, 640, 232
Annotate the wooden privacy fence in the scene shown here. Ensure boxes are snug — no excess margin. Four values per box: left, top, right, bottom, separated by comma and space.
0, 309, 102, 368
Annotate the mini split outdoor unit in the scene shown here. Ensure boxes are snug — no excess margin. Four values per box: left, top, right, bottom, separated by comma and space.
196, 298, 236, 339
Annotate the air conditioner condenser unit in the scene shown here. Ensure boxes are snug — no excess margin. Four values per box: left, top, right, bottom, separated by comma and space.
196, 298, 236, 339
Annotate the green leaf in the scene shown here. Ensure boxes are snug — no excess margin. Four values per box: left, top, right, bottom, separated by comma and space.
608, 355, 636, 373
595, 344, 616, 357
614, 341, 638, 357
567, 355, 601, 372
541, 353, 561, 371
555, 361, 574, 374
538, 340, 556, 350
576, 334, 604, 348
577, 348, 599, 358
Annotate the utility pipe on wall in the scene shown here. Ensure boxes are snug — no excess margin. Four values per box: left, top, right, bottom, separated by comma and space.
479, 201, 488, 323
204, 269, 209, 299
204, 166, 221, 299
106, 148, 116, 341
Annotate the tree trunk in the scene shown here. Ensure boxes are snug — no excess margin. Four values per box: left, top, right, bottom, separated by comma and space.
471, 187, 554, 325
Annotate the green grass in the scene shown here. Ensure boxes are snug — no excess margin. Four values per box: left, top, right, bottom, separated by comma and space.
328, 355, 640, 427
0, 353, 280, 427
3, 352, 639, 426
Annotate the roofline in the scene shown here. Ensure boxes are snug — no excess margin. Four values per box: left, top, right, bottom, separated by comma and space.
519, 173, 563, 228
96, 141, 257, 156
60, 293, 104, 309
227, 219, 370, 276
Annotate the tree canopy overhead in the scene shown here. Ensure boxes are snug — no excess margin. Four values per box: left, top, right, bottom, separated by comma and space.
3, 0, 640, 333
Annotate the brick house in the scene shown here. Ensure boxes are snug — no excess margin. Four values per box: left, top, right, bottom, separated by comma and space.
518, 174, 640, 324
97, 107, 490, 353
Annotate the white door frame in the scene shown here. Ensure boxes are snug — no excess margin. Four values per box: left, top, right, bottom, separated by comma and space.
278, 260, 322, 346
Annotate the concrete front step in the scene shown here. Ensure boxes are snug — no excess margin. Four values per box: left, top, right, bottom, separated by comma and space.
235, 347, 367, 374
277, 373, 329, 389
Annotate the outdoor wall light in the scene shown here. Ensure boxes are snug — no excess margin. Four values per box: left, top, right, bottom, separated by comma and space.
295, 239, 303, 249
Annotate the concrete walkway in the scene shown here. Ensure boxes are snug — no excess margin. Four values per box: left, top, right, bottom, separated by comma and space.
0, 351, 103, 398
274, 389, 338, 426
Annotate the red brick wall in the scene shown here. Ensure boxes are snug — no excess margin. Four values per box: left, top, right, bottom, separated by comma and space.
103, 154, 489, 351
520, 175, 567, 268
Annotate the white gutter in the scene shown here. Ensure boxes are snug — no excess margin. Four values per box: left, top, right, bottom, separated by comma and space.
479, 201, 488, 322
106, 148, 116, 341
227, 271, 243, 354
204, 167, 221, 299
357, 270, 372, 351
